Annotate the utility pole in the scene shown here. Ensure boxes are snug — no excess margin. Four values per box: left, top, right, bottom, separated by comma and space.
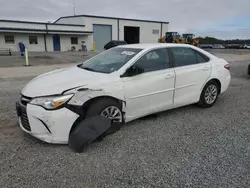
73, 0, 76, 15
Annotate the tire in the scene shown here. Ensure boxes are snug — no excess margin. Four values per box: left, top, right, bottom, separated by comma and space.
69, 115, 112, 153
198, 81, 219, 108
86, 98, 121, 117
69, 98, 123, 148
85, 98, 123, 135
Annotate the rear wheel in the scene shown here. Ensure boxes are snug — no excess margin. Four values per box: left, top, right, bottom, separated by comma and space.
198, 81, 219, 108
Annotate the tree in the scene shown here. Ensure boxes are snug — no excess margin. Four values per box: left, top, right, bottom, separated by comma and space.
197, 36, 250, 45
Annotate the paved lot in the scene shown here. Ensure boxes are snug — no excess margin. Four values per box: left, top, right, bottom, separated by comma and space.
0, 49, 250, 187
0, 51, 97, 67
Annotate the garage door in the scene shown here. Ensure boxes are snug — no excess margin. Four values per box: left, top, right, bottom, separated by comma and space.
93, 24, 112, 51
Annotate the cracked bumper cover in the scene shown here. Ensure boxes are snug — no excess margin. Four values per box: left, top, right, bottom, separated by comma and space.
17, 102, 79, 144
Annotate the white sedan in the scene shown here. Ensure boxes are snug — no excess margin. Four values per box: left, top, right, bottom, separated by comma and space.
16, 43, 231, 144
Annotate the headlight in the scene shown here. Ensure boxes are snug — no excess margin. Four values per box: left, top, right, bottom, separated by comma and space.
30, 94, 74, 110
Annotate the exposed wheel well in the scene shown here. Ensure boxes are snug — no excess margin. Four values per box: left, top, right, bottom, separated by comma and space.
207, 78, 221, 94
82, 96, 123, 112
69, 96, 123, 134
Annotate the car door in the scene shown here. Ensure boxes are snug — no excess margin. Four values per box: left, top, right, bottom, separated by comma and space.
121, 48, 175, 120
170, 47, 211, 107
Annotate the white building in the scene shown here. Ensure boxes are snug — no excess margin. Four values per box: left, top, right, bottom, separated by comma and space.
56, 15, 169, 51
0, 20, 92, 52
0, 15, 169, 52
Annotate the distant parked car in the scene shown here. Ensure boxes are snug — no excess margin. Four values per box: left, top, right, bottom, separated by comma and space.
240, 45, 250, 49
213, 44, 225, 49
104, 40, 127, 50
226, 44, 241, 49
200, 44, 214, 49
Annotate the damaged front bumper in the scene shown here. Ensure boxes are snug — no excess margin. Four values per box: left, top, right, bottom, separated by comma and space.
16, 100, 79, 144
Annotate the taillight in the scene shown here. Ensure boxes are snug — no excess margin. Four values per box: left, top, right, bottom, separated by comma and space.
224, 64, 230, 70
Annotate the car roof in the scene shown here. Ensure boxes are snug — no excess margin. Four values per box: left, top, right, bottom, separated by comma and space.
116, 43, 195, 50
116, 43, 217, 60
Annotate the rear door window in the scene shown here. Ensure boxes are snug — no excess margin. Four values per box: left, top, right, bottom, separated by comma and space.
171, 47, 197, 67
133, 48, 170, 72
193, 50, 210, 63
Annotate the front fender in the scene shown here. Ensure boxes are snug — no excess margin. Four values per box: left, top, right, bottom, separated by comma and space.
67, 83, 125, 107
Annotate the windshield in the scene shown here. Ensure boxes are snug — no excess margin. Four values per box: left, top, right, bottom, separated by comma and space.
80, 48, 142, 73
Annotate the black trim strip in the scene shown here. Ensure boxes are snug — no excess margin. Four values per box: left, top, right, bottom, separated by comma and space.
117, 19, 120, 40
55, 14, 169, 24
62, 88, 80, 95
0, 19, 85, 27
167, 48, 174, 68
0, 27, 93, 34
48, 30, 93, 34
65, 104, 84, 116
37, 117, 52, 134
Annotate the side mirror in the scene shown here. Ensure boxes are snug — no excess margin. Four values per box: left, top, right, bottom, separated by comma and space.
121, 65, 144, 77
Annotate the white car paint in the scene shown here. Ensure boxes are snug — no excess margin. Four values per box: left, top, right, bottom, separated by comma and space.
20, 105, 79, 144
173, 61, 212, 108
122, 68, 175, 119
17, 43, 231, 144
21, 66, 119, 98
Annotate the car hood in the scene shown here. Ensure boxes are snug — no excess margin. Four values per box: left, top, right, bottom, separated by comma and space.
21, 65, 112, 97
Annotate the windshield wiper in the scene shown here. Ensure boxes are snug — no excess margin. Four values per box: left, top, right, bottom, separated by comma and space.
81, 67, 97, 72
79, 65, 109, 74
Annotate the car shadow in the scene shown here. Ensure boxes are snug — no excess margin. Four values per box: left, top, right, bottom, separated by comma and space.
21, 101, 222, 152
123, 104, 200, 127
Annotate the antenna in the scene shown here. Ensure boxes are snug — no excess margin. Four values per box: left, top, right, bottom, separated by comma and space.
73, 0, 76, 15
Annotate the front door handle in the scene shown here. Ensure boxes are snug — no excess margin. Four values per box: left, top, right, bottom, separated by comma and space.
202, 66, 210, 71
165, 74, 174, 79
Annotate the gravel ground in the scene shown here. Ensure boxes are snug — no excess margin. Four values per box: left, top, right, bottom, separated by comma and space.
0, 50, 250, 187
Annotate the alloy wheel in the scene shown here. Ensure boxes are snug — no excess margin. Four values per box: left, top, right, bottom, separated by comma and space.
205, 84, 218, 104
100, 106, 123, 123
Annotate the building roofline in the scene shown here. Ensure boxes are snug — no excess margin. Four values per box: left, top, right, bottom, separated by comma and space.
0, 27, 93, 34
0, 19, 85, 27
54, 14, 169, 24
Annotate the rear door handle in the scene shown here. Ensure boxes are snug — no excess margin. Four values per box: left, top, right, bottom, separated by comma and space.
202, 66, 210, 71
165, 74, 174, 79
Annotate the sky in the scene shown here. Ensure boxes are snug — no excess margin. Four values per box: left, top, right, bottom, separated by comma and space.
0, 0, 250, 39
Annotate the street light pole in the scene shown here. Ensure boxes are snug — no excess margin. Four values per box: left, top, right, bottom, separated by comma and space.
73, 0, 76, 16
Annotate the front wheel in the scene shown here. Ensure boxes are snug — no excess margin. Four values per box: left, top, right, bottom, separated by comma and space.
85, 98, 124, 135
69, 98, 123, 149
198, 81, 219, 108
86, 98, 123, 123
